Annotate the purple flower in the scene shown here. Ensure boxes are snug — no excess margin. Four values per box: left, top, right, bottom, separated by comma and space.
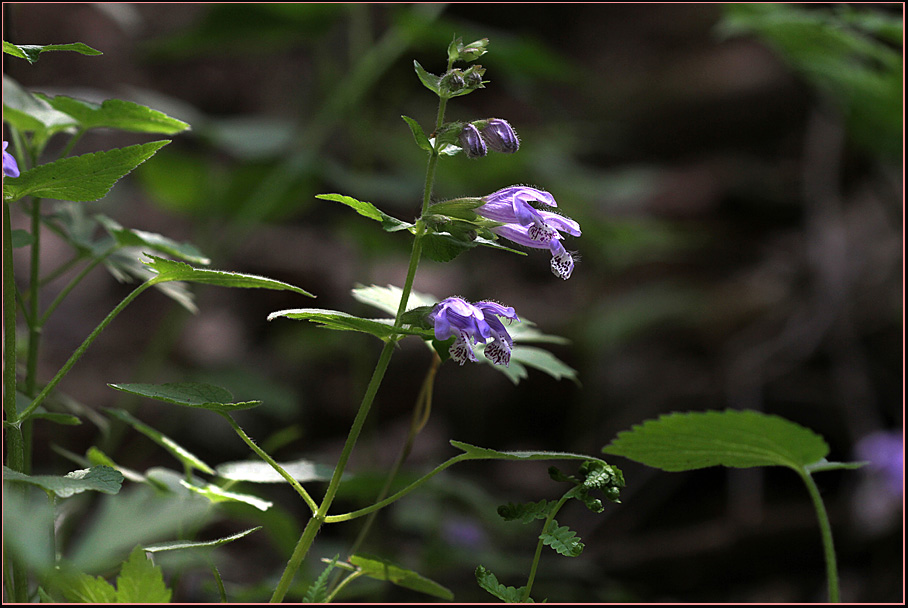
459, 123, 487, 159
428, 296, 519, 366
855, 430, 903, 497
481, 118, 519, 153
3, 141, 20, 178
477, 186, 580, 279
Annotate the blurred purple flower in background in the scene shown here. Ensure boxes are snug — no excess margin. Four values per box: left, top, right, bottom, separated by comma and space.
477, 186, 581, 279
3, 141, 20, 178
855, 430, 903, 497
851, 429, 903, 535
428, 296, 519, 366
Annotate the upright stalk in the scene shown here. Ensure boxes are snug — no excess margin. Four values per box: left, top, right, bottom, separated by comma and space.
269, 80, 453, 603
799, 469, 840, 602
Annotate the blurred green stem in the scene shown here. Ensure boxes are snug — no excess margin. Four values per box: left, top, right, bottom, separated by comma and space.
798, 469, 840, 602
3, 200, 28, 603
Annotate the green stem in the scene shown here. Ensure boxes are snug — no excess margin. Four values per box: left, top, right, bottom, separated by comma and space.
522, 492, 573, 602
218, 412, 319, 515
24, 197, 42, 397
798, 468, 840, 602
3, 201, 28, 603
17, 280, 155, 423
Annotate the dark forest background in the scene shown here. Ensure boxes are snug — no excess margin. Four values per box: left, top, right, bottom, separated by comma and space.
3, 3, 903, 603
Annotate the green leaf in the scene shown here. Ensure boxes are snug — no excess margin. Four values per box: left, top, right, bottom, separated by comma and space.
3, 140, 170, 203
350, 283, 438, 317
2, 75, 77, 137
115, 546, 172, 603
267, 308, 432, 341
413, 60, 441, 95
106, 408, 215, 475
602, 409, 830, 472
510, 345, 579, 384
56, 571, 118, 603
143, 254, 314, 297
10, 229, 34, 248
216, 458, 333, 484
349, 554, 454, 601
401, 115, 432, 152
97, 215, 210, 265
303, 555, 340, 603
475, 565, 533, 603
497, 500, 553, 524
422, 230, 475, 263
805, 459, 869, 474
316, 193, 414, 232
2, 465, 123, 498
40, 94, 190, 134
108, 382, 261, 412
142, 526, 262, 553
451, 440, 604, 464
179, 481, 272, 511
540, 520, 584, 557
3, 41, 102, 64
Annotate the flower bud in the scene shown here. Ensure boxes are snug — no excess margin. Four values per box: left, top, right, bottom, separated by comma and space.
459, 123, 487, 159
480, 118, 519, 154
439, 69, 466, 96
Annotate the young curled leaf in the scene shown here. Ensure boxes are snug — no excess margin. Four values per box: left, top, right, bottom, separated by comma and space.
540, 519, 584, 557
475, 565, 533, 603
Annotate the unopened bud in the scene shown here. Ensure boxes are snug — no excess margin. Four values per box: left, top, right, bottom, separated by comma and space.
440, 69, 466, 95
481, 118, 519, 154
459, 123, 487, 158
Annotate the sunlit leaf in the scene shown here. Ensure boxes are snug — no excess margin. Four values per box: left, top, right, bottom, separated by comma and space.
349, 554, 454, 601
2, 465, 123, 498
602, 409, 830, 472
108, 382, 261, 412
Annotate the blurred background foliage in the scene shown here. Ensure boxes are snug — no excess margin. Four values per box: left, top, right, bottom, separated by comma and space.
3, 3, 902, 603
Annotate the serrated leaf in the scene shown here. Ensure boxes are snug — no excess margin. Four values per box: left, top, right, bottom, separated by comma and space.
3, 140, 170, 203
475, 565, 533, 603
304, 555, 340, 603
451, 440, 604, 464
142, 254, 314, 297
106, 408, 214, 475
602, 409, 830, 472
540, 520, 584, 557
108, 382, 261, 412
40, 94, 190, 134
316, 193, 414, 232
216, 458, 333, 484
3, 465, 123, 498
115, 546, 172, 603
3, 41, 102, 64
413, 60, 441, 95
97, 215, 210, 265
349, 554, 454, 601
267, 308, 432, 341
401, 115, 432, 152
142, 526, 262, 553
180, 480, 272, 511
56, 571, 118, 603
498, 499, 553, 524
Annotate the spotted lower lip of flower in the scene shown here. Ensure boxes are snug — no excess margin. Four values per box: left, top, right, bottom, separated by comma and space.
428, 296, 519, 366
3, 141, 21, 178
492, 224, 577, 280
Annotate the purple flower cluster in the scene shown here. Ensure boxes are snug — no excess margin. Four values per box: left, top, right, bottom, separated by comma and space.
3, 141, 20, 178
477, 186, 581, 280
428, 296, 519, 366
